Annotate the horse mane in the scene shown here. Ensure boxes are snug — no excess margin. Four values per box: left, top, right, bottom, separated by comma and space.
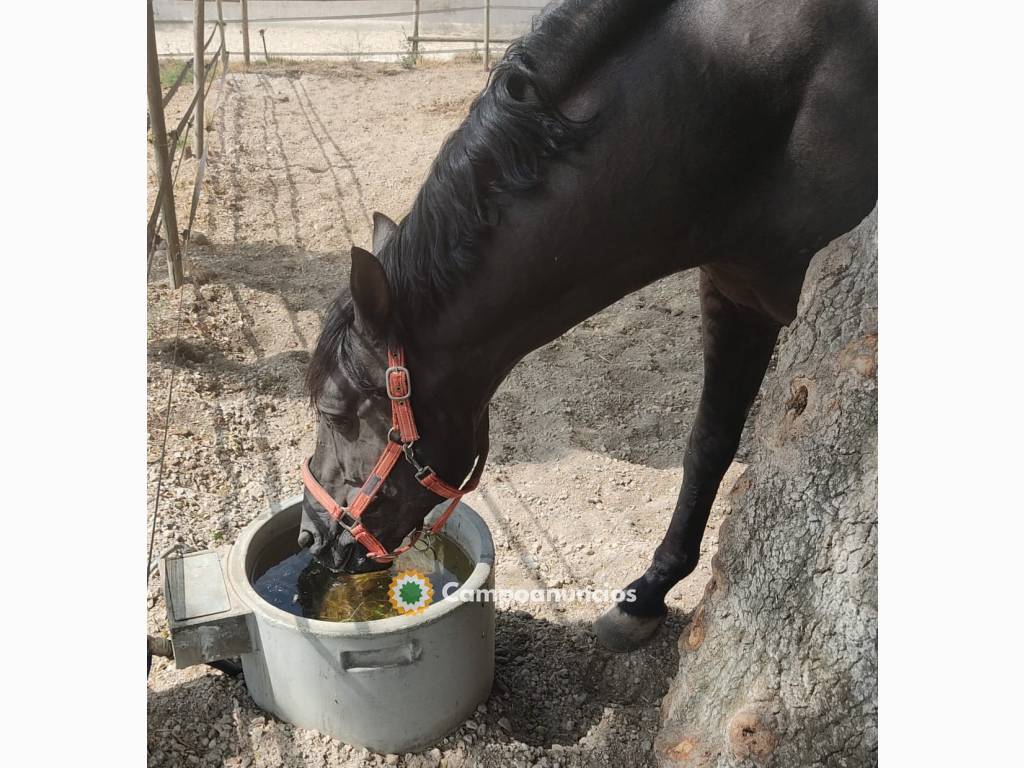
377, 0, 675, 320
310, 0, 673, 405
307, 298, 389, 405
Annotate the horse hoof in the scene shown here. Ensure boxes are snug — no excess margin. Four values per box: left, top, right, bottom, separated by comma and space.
593, 603, 665, 652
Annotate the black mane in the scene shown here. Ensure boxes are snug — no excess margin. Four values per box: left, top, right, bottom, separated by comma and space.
378, 0, 674, 319
307, 299, 386, 405
310, 0, 673, 405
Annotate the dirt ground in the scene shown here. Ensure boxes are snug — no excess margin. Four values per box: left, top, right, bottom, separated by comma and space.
147, 60, 745, 768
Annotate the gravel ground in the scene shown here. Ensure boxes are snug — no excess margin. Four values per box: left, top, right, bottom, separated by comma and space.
147, 59, 745, 768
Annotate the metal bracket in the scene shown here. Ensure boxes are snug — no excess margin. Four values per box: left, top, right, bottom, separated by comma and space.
161, 547, 253, 669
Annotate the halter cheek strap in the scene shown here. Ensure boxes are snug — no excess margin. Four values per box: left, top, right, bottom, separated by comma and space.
301, 347, 483, 563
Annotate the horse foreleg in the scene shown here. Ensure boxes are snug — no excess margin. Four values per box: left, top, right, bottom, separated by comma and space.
595, 269, 782, 651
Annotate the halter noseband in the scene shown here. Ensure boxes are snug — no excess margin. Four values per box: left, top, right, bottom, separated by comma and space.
301, 347, 482, 563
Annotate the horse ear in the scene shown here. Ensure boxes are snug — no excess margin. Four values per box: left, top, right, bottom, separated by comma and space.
371, 212, 398, 255
350, 246, 391, 334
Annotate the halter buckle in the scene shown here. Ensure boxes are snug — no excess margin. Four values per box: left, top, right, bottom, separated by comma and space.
336, 509, 359, 531
385, 365, 411, 400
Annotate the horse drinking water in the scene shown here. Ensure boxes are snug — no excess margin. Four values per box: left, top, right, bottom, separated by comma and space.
300, 0, 877, 651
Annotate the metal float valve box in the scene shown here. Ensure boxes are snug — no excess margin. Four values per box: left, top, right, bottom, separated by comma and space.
160, 548, 254, 669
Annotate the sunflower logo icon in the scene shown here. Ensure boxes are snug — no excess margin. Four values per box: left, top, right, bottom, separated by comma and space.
387, 570, 434, 615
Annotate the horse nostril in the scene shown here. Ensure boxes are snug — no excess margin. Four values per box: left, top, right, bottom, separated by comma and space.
297, 530, 314, 549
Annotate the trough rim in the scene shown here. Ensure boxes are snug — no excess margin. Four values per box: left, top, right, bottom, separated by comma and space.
226, 495, 496, 637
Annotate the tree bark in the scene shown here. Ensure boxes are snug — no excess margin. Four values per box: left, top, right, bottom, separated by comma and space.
656, 209, 878, 767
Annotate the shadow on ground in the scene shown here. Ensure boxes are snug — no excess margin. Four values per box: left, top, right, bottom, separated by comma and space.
148, 608, 687, 767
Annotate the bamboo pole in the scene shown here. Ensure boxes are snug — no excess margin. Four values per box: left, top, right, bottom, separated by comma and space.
241, 0, 251, 67
147, 0, 184, 288
407, 35, 513, 44
483, 0, 491, 70
215, 0, 227, 71
193, 0, 205, 157
412, 0, 420, 60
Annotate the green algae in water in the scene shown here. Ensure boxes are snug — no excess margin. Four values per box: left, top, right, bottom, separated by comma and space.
252, 532, 474, 622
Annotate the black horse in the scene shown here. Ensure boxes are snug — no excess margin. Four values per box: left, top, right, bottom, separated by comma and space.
300, 0, 877, 651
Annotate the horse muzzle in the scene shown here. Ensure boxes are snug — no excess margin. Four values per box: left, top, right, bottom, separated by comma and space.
298, 501, 391, 574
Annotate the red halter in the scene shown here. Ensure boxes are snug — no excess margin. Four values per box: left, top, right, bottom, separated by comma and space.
301, 347, 483, 563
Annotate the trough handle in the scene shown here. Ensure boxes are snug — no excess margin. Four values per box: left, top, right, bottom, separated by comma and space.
340, 640, 422, 672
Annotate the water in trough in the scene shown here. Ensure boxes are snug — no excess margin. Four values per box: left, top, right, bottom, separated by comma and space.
252, 532, 474, 622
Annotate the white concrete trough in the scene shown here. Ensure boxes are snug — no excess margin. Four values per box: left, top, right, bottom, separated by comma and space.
161, 496, 496, 754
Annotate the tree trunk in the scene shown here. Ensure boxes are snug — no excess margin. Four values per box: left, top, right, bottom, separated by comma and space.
656, 209, 878, 767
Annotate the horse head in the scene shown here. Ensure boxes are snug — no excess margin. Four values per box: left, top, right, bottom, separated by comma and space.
299, 212, 487, 573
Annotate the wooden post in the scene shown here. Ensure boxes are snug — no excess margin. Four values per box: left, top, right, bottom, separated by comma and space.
147, 0, 184, 288
412, 0, 420, 60
241, 0, 251, 67
215, 0, 227, 71
193, 0, 205, 157
483, 0, 491, 70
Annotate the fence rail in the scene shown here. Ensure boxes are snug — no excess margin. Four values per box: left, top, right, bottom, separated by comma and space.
155, 5, 543, 24
153, 0, 545, 65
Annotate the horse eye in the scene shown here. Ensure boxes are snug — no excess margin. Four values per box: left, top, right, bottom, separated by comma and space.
320, 411, 350, 429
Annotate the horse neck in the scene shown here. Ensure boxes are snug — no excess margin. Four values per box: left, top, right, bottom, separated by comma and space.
409, 176, 682, 418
